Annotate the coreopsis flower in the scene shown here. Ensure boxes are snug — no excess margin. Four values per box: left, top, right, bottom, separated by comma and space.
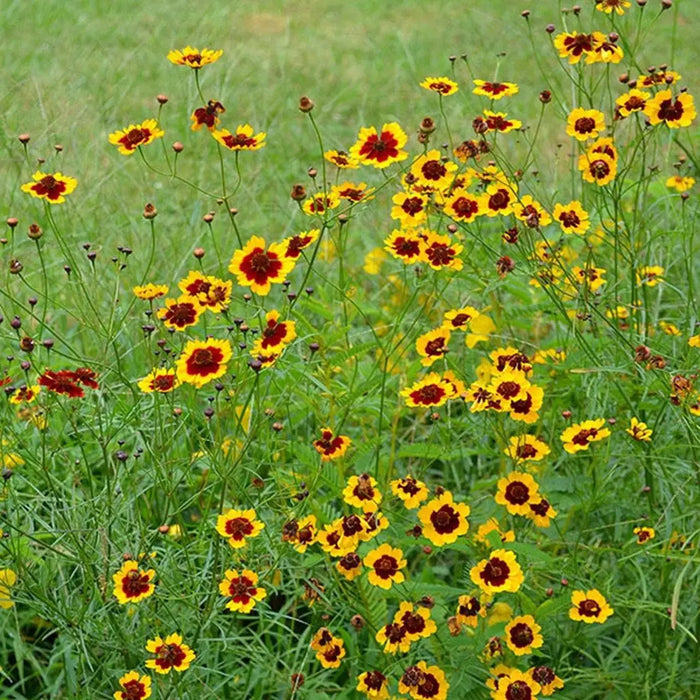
552, 201, 590, 234
401, 372, 454, 408
571, 264, 607, 292
315, 636, 346, 668
509, 385, 544, 424
313, 427, 351, 461
569, 589, 614, 623
666, 175, 695, 192
219, 569, 266, 613
179, 271, 232, 311
282, 229, 320, 259
191, 100, 225, 131
395, 601, 437, 642
504, 434, 550, 464
492, 669, 541, 700
415, 327, 450, 367
553, 31, 596, 64
636, 265, 665, 287
488, 370, 531, 407
113, 671, 151, 700
112, 560, 156, 605
9, 385, 40, 405
391, 475, 429, 509
349, 122, 409, 168
376, 620, 412, 654
561, 418, 611, 453
660, 321, 681, 336
109, 119, 164, 155
229, 236, 295, 295
157, 297, 203, 330
333, 181, 374, 203
282, 515, 317, 553
633, 526, 655, 544
464, 381, 501, 413
38, 369, 95, 398
251, 310, 296, 358
616, 89, 650, 118
0, 569, 17, 609
513, 195, 552, 228
505, 615, 543, 656
391, 192, 429, 226
637, 70, 682, 88
578, 151, 617, 185
532, 348, 566, 364
317, 522, 351, 557
566, 108, 606, 142
213, 124, 266, 151
417, 491, 470, 546
490, 347, 532, 374
21, 171, 77, 204
324, 149, 359, 168
410, 150, 458, 191
302, 190, 341, 216
473, 80, 518, 100
384, 229, 425, 264
343, 474, 382, 512
398, 661, 449, 699
644, 90, 696, 128
626, 417, 652, 441
310, 627, 334, 651
689, 335, 700, 347
586, 33, 624, 64
359, 511, 390, 542
482, 184, 516, 217
456, 594, 486, 628
133, 283, 168, 300
364, 543, 406, 589
589, 136, 618, 163
495, 472, 540, 516
216, 508, 265, 549
167, 46, 222, 68
471, 549, 524, 595
483, 110, 522, 133
421, 230, 464, 271
176, 338, 232, 388
596, 0, 630, 12
357, 670, 390, 699
527, 498, 557, 528
337, 514, 370, 551
529, 666, 565, 696
439, 188, 483, 223
336, 552, 363, 581
420, 76, 459, 95
475, 518, 515, 545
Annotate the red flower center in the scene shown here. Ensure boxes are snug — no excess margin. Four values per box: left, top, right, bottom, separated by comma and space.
590, 159, 611, 178
339, 552, 361, 570
431, 504, 461, 534
516, 444, 538, 460
572, 428, 598, 445
578, 599, 602, 617
425, 242, 456, 267
564, 34, 594, 56
458, 597, 480, 617
261, 320, 287, 348
156, 643, 186, 669
530, 499, 550, 517
416, 673, 440, 698
392, 236, 421, 258
121, 569, 151, 598
421, 160, 447, 181
574, 117, 596, 134
240, 249, 283, 286
451, 196, 479, 218
401, 197, 425, 215
373, 554, 398, 579
624, 96, 645, 111
121, 679, 148, 700
164, 302, 198, 328
410, 383, 446, 406
364, 671, 386, 690
225, 517, 253, 539
402, 611, 427, 635
505, 680, 532, 700
657, 98, 684, 122
34, 175, 67, 200
532, 666, 555, 686
229, 575, 255, 602
505, 480, 530, 504
480, 556, 511, 586
341, 514, 364, 536
496, 381, 521, 399
359, 131, 399, 162
510, 622, 534, 648
559, 210, 581, 227
186, 346, 224, 377
488, 189, 511, 210
424, 338, 448, 358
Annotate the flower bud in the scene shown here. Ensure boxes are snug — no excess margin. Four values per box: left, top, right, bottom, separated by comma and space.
290, 184, 306, 201
172, 141, 184, 153
6, 218, 18, 229
539, 90, 552, 103
9, 259, 23, 275
298, 96, 314, 113
193, 247, 205, 259
18, 133, 30, 144
143, 203, 157, 219
546, 24, 556, 33
157, 94, 169, 104
19, 336, 34, 353
420, 117, 436, 134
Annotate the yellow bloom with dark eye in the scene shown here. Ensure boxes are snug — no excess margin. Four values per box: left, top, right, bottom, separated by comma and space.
626, 417, 652, 442
482, 184, 516, 217
109, 119, 164, 155
508, 385, 544, 424
689, 335, 700, 348
302, 190, 341, 216
616, 89, 650, 118
596, 0, 631, 14
526, 498, 557, 528
553, 200, 590, 234
157, 297, 203, 331
493, 669, 541, 700
133, 283, 168, 300
251, 310, 296, 357
9, 385, 40, 405
167, 46, 223, 68
401, 372, 452, 408
391, 475, 429, 509
636, 265, 665, 287
317, 522, 352, 557
112, 560, 156, 605
439, 188, 483, 223
0, 569, 17, 609
376, 620, 412, 654
633, 526, 655, 544
313, 427, 351, 461
471, 549, 524, 594
456, 594, 486, 627
218, 569, 266, 613
391, 191, 429, 226
566, 108, 606, 142
333, 181, 374, 203
529, 665, 565, 696
114, 671, 152, 700
553, 31, 596, 64
416, 327, 451, 367
145, 633, 195, 674
336, 552, 363, 580
483, 110, 522, 133
505, 434, 550, 464
364, 543, 406, 589
358, 511, 390, 543
213, 124, 266, 151
442, 306, 480, 332
420, 76, 459, 96
215, 508, 264, 549
343, 474, 382, 512
21, 171, 77, 204
324, 149, 359, 169
569, 589, 614, 623
571, 264, 607, 292
660, 321, 681, 336
488, 370, 531, 406
666, 175, 695, 193
288, 515, 317, 553
394, 601, 437, 642
473, 79, 518, 100
644, 90, 696, 128
561, 419, 611, 453
399, 662, 450, 700
418, 491, 470, 546
586, 32, 624, 64
190, 100, 225, 131
356, 670, 390, 699
350, 122, 408, 168
475, 518, 515, 545
513, 195, 551, 228
638, 70, 682, 88
316, 637, 346, 668
410, 149, 458, 191
384, 229, 425, 264
495, 472, 540, 516
505, 615, 543, 656
229, 236, 295, 296
578, 151, 617, 186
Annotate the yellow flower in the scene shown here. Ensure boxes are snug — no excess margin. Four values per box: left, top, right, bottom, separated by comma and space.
504, 434, 550, 464
0, 569, 17, 609
636, 265, 665, 287
569, 589, 614, 623
9, 385, 40, 405
112, 560, 156, 605
415, 327, 451, 367
218, 569, 267, 613
666, 175, 695, 193
633, 526, 655, 544
660, 321, 681, 336
363, 543, 406, 589
145, 633, 195, 673
391, 475, 429, 509
21, 171, 77, 204
561, 418, 611, 453
495, 472, 540, 516
343, 474, 382, 512
474, 518, 515, 546
167, 46, 223, 68
553, 200, 590, 234
420, 76, 459, 95
493, 669, 541, 700
175, 338, 233, 388
626, 417, 652, 442
229, 236, 295, 295
566, 108, 606, 141
473, 79, 519, 100
596, 0, 631, 14
133, 283, 168, 300
417, 491, 470, 546
213, 124, 266, 151
616, 89, 650, 118
114, 671, 152, 700
215, 508, 265, 549
349, 122, 408, 168
504, 614, 543, 655
644, 90, 697, 128
108, 119, 164, 155
578, 151, 616, 186
137, 369, 180, 394
470, 549, 524, 595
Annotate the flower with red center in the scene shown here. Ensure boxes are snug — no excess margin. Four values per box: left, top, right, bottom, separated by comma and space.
645, 89, 697, 128
194, 277, 232, 313
569, 589, 614, 623
364, 543, 407, 589
324, 149, 359, 168
336, 551, 363, 581
310, 627, 335, 651
251, 310, 296, 358
313, 427, 351, 461
167, 46, 222, 68
157, 297, 203, 330
9, 385, 40, 405
464, 381, 501, 413
176, 338, 232, 388
566, 108, 606, 142
440, 189, 483, 223
527, 498, 557, 527
492, 669, 541, 700
301, 190, 341, 216
553, 31, 596, 64
113, 671, 152, 700
418, 491, 470, 546
473, 80, 519, 100
529, 666, 565, 696
578, 151, 617, 186
455, 594, 486, 628
318, 638, 346, 668
108, 119, 164, 155
410, 150, 458, 191
391, 192, 429, 226
391, 475, 429, 509
349, 122, 408, 168
421, 230, 464, 271
475, 518, 515, 546
399, 661, 449, 700
505, 615, 543, 656
490, 347, 532, 374
145, 633, 195, 674
633, 526, 655, 544
133, 283, 169, 300
482, 184, 515, 217
552, 200, 590, 234
375, 620, 412, 654
190, 100, 225, 131
219, 568, 267, 613
586, 33, 624, 64
333, 181, 374, 203
616, 89, 650, 118
495, 471, 540, 516
177, 270, 212, 297
416, 327, 451, 367
358, 511, 390, 543
488, 370, 531, 406
395, 601, 437, 642
336, 514, 370, 551
215, 507, 264, 549
596, 0, 631, 13
636, 265, 665, 288
213, 124, 266, 150
112, 560, 156, 605
441, 307, 479, 333
513, 195, 552, 228
282, 229, 320, 259
282, 514, 317, 553
343, 473, 382, 512
21, 171, 77, 204
401, 372, 454, 408
483, 110, 522, 133
38, 370, 84, 398
637, 70, 682, 88
561, 418, 611, 453
626, 416, 652, 441
357, 670, 390, 699
384, 229, 425, 264
420, 76, 459, 96
229, 236, 295, 296
504, 434, 550, 464
508, 384, 544, 424
317, 522, 352, 557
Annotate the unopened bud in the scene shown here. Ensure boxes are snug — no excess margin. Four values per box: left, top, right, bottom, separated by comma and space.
6, 218, 19, 229
157, 94, 169, 104
143, 203, 157, 219
521, 10, 530, 18
539, 90, 552, 104
546, 24, 556, 33
298, 96, 314, 113
350, 614, 364, 629
27, 223, 43, 240
172, 141, 184, 153
290, 184, 306, 201
18, 133, 30, 144
420, 117, 436, 134
9, 259, 23, 275
193, 247, 205, 259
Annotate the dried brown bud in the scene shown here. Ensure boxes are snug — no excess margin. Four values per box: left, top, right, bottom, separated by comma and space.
521, 10, 531, 17
418, 595, 435, 609
290, 673, 305, 691
502, 227, 519, 244
298, 96, 314, 113
496, 256, 515, 277
350, 614, 365, 629
251, 477, 265, 488
19, 336, 35, 353
143, 203, 157, 220
472, 116, 488, 134
54, 144, 63, 152
634, 345, 651, 363
647, 355, 665, 370
447, 616, 462, 636
290, 184, 306, 201
307, 167, 317, 179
